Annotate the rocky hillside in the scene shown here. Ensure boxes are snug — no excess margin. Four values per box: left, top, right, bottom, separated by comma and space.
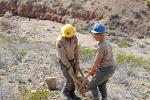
0, 0, 150, 37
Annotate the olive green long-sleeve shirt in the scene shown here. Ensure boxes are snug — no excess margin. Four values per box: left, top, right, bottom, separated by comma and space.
56, 36, 79, 67
94, 40, 114, 68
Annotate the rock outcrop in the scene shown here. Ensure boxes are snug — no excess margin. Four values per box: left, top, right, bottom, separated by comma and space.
0, 1, 104, 22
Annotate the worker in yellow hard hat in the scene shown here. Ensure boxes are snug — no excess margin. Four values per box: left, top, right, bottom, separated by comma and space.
56, 24, 81, 100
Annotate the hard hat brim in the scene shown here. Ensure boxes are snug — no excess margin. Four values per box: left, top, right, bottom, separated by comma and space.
91, 30, 107, 34
62, 33, 75, 38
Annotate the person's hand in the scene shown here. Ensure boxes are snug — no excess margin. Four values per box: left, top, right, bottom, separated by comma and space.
89, 66, 97, 76
89, 70, 96, 76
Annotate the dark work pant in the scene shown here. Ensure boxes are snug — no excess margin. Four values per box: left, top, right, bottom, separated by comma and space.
89, 66, 116, 100
59, 59, 76, 95
98, 80, 108, 99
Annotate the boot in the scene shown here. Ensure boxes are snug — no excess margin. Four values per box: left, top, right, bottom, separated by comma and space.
69, 91, 81, 100
93, 97, 99, 100
61, 91, 72, 100
102, 98, 107, 100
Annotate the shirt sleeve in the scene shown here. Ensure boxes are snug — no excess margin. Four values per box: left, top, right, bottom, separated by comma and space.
74, 41, 80, 64
93, 46, 105, 67
56, 40, 71, 67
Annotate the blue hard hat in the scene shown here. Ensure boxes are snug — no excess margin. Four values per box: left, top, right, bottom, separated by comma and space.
91, 23, 107, 34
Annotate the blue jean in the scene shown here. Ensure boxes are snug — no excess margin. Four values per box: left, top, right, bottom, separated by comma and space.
89, 66, 116, 100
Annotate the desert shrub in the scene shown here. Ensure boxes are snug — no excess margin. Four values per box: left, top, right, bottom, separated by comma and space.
0, 33, 12, 42
0, 33, 27, 44
76, 23, 94, 34
52, 0, 61, 7
115, 64, 133, 85
144, 0, 150, 3
21, 86, 54, 100
114, 63, 147, 85
0, 18, 12, 31
80, 46, 97, 58
116, 54, 144, 64
7, 44, 27, 62
115, 39, 131, 48
107, 30, 116, 36
19, 36, 27, 44
116, 54, 150, 71
72, 3, 83, 10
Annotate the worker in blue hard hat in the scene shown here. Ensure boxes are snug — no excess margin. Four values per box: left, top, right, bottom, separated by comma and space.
88, 23, 116, 100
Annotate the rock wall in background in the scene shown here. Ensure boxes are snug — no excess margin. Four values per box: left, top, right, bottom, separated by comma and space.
0, 1, 104, 22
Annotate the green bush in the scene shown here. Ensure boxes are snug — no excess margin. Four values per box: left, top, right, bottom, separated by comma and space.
21, 86, 54, 100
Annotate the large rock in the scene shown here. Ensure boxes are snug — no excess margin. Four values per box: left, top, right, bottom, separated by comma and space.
45, 77, 57, 90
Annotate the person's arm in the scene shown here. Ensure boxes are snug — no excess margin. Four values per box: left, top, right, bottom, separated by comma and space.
90, 46, 105, 76
74, 39, 80, 65
56, 40, 71, 69
74, 37, 80, 75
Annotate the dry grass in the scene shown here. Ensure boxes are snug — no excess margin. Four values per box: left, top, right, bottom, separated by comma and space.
0, 18, 12, 31
114, 62, 148, 86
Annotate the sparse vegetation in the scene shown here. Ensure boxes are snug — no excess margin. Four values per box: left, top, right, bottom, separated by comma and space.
115, 63, 147, 86
0, 0, 150, 99
76, 23, 94, 34
7, 44, 27, 62
0, 33, 27, 43
80, 46, 96, 58
115, 39, 131, 48
21, 86, 54, 100
0, 18, 12, 31
19, 36, 27, 44
144, 0, 150, 4
72, 3, 83, 10
0, 33, 12, 41
107, 30, 116, 36
52, 0, 61, 7
116, 54, 150, 71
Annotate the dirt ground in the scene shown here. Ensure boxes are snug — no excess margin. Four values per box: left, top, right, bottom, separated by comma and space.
0, 16, 150, 100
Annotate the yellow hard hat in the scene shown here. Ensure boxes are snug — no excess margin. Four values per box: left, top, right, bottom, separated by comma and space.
61, 24, 76, 38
